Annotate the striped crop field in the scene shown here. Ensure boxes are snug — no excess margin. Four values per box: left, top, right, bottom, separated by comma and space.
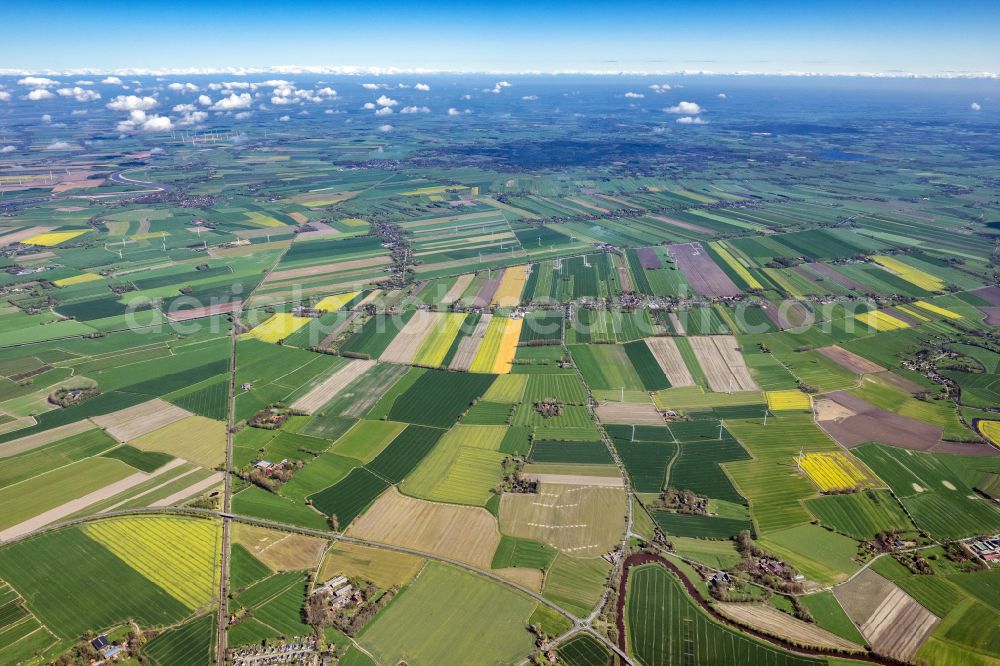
314, 291, 361, 311
53, 272, 103, 287
912, 300, 962, 319
709, 241, 763, 289
241, 313, 312, 343
766, 390, 812, 411
84, 516, 221, 609
799, 452, 878, 492
470, 317, 523, 374
413, 312, 467, 368
493, 265, 531, 307
855, 310, 910, 331
23, 229, 90, 246
871, 256, 945, 291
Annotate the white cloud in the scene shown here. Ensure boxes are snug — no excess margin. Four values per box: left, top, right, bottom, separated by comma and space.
378, 124, 393, 132
25, 89, 54, 100
18, 76, 59, 88
374, 107, 393, 116
485, 80, 513, 94
41, 114, 52, 122
0, 145, 15, 153
462, 94, 472, 100
173, 103, 196, 112
101, 76, 123, 85
75, 80, 94, 86
717, 93, 727, 99
316, 87, 337, 97
57, 87, 101, 102
971, 101, 982, 111
142, 115, 173, 131
648, 83, 672, 93
625, 92, 644, 98
361, 82, 388, 90
447, 108, 467, 116
675, 116, 705, 124
234, 111, 253, 120
197, 94, 213, 106
375, 95, 398, 107
46, 140, 78, 150
278, 115, 290, 121
497, 81, 512, 87
212, 93, 252, 110
167, 82, 199, 92
0, 92, 10, 102
522, 95, 539, 101
414, 83, 431, 91
665, 101, 702, 114
362, 102, 376, 110
71, 109, 88, 115
107, 95, 158, 111
400, 105, 429, 114
178, 110, 208, 126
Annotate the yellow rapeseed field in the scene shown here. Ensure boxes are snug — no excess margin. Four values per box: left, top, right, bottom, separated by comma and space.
315, 291, 361, 311
53, 272, 103, 287
799, 452, 876, 492
244, 211, 286, 228
241, 312, 311, 343
492, 318, 522, 374
893, 305, 930, 322
492, 265, 530, 307
913, 300, 962, 320
766, 390, 812, 411
23, 229, 90, 246
708, 242, 763, 290
976, 420, 1000, 448
855, 310, 910, 331
871, 255, 945, 291
85, 516, 221, 609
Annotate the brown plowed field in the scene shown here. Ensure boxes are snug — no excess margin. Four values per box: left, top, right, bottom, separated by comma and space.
668, 242, 742, 297
972, 285, 1000, 306
595, 401, 663, 424
817, 345, 886, 375
347, 488, 500, 569
689, 335, 758, 392
645, 337, 695, 386
806, 263, 866, 291
92, 399, 192, 442
817, 391, 942, 451
716, 603, 862, 650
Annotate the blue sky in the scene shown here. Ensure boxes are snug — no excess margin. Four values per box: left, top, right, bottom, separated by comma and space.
2, 0, 998, 74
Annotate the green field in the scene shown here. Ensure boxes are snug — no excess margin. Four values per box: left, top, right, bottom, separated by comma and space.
626, 563, 826, 666
359, 562, 536, 665
308, 467, 390, 526
805, 489, 914, 539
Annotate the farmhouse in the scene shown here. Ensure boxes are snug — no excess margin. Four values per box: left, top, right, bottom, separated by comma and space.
969, 535, 1000, 562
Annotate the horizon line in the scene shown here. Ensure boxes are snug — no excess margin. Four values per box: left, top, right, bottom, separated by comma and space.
1, 66, 998, 79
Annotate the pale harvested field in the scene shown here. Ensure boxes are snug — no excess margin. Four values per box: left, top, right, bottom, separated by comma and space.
566, 197, 610, 214
234, 523, 328, 571
347, 488, 500, 569
379, 310, 441, 365
441, 273, 475, 305
352, 289, 382, 311
399, 210, 498, 230
164, 300, 242, 322
645, 337, 695, 387
834, 569, 896, 625
291, 359, 376, 414
494, 567, 544, 593
448, 314, 491, 371
289, 212, 309, 224
129, 415, 227, 468
860, 586, 938, 662
268, 255, 389, 281
650, 215, 714, 235
0, 420, 95, 458
0, 226, 53, 247
319, 541, 424, 589
498, 484, 626, 557
817, 345, 886, 375
717, 603, 862, 651
92, 398, 192, 442
667, 313, 686, 335
595, 401, 663, 424
149, 472, 224, 507
689, 335, 758, 392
